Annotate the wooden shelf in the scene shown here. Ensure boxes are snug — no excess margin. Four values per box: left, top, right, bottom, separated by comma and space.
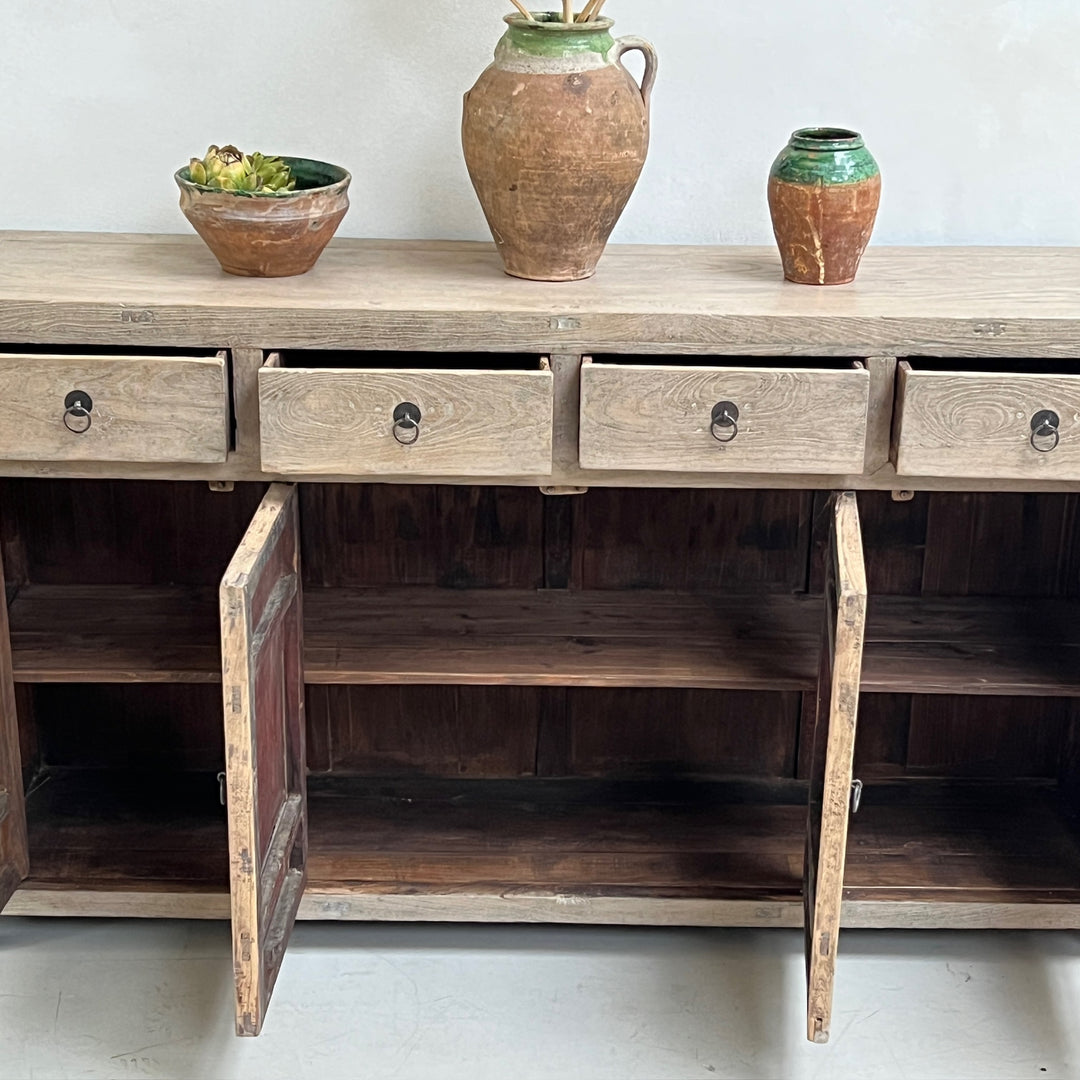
10, 772, 1080, 925
11, 585, 1080, 696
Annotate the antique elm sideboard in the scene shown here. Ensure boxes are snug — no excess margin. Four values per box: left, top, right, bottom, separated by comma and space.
2, 232, 1080, 1042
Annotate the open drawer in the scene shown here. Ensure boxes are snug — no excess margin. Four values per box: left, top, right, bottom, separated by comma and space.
0, 348, 230, 464
258, 351, 554, 477
893, 360, 1080, 479
579, 357, 870, 474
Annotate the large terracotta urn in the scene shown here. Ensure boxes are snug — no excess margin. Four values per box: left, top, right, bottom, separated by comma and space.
462, 12, 657, 282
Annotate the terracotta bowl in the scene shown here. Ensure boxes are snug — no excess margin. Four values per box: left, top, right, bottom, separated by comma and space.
175, 157, 351, 277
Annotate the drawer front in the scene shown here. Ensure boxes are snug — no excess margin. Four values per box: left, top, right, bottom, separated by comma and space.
895, 364, 1080, 479
259, 367, 554, 476
579, 362, 870, 473
0, 353, 229, 464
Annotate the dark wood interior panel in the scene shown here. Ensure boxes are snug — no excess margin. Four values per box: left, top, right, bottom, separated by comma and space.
28, 684, 225, 772
317, 685, 542, 778
922, 493, 1078, 598
21, 772, 1080, 906
573, 489, 814, 592
905, 696, 1071, 779
0, 480, 265, 586
298, 485, 545, 589
813, 491, 1080, 599
562, 688, 800, 779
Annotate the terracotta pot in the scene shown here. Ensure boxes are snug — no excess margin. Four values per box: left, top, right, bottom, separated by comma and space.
175, 158, 350, 277
767, 128, 881, 286
462, 13, 657, 282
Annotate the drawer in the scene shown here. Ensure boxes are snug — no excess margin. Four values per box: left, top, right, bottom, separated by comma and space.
579, 359, 870, 473
259, 354, 553, 476
0, 351, 230, 464
894, 361, 1080, 479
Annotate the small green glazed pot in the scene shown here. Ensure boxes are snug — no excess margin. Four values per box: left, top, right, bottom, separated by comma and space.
767, 128, 881, 285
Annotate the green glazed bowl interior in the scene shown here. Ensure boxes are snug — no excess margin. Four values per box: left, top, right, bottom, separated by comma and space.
175, 156, 350, 197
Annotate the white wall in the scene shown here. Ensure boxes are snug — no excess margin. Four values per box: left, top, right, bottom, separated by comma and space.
3, 0, 1079, 245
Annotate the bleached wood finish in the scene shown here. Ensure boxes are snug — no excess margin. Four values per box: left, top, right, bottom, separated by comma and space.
0, 545, 28, 913
0, 351, 229, 464
221, 484, 307, 1037
894, 361, 1080, 479
579, 360, 869, 473
805, 492, 867, 1045
8, 889, 1080, 931
2, 234, 1079, 357
259, 365, 553, 477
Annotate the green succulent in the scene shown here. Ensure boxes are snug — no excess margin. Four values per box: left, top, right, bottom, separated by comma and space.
188, 145, 297, 195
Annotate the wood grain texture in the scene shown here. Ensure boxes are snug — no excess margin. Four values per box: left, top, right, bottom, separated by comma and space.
579, 361, 869, 473
14, 584, 1080, 696
299, 484, 545, 589
3, 234, 1080, 358
220, 484, 307, 1037
895, 362, 1080, 478
11, 772, 1080, 927
9, 890, 1080, 930
0, 352, 229, 464
0, 541, 28, 912
805, 492, 867, 1044
573, 488, 813, 592
259, 367, 553, 476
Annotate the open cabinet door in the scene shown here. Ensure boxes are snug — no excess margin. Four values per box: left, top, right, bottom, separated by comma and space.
0, 545, 29, 910
221, 483, 307, 1037
805, 491, 867, 1044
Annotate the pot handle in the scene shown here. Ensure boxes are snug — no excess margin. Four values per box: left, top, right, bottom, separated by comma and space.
612, 37, 658, 110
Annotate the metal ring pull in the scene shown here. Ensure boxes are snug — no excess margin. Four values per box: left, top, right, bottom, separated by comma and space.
711, 401, 739, 444
1030, 410, 1061, 453
62, 390, 93, 434
392, 402, 422, 446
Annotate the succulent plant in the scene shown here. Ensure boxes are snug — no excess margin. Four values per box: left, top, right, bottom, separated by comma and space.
188, 145, 297, 195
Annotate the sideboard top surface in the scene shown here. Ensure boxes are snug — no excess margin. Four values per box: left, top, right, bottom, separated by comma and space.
1, 232, 1077, 355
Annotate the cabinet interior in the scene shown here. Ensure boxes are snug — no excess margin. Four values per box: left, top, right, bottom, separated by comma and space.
5, 479, 1080, 914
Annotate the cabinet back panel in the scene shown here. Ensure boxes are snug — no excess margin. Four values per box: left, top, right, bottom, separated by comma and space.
0, 479, 266, 586
308, 685, 801, 780
573, 489, 814, 592
27, 684, 225, 772
299, 485, 545, 589
826, 491, 1080, 599
799, 694, 1076, 781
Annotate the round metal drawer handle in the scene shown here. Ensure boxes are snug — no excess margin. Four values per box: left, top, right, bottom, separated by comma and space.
1031, 409, 1061, 453
63, 390, 93, 434
711, 401, 739, 444
392, 401, 422, 446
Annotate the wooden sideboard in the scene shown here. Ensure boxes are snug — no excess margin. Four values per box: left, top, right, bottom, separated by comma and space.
2, 232, 1080, 1041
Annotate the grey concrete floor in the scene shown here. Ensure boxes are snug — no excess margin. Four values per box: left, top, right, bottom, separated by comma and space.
1, 918, 1078, 1079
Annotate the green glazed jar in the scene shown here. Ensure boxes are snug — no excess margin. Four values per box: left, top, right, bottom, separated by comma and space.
767, 127, 881, 285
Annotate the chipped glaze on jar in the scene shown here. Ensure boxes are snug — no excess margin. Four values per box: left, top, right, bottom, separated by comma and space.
462, 13, 658, 282
768, 128, 881, 286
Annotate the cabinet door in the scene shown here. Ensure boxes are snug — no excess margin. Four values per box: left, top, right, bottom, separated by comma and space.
0, 547, 29, 910
804, 491, 867, 1044
221, 483, 307, 1037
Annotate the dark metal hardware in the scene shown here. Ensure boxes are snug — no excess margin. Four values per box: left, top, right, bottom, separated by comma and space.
63, 390, 93, 434
393, 402, 422, 446
218, 771, 227, 807
711, 401, 739, 444
1031, 410, 1061, 453
850, 779, 864, 815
